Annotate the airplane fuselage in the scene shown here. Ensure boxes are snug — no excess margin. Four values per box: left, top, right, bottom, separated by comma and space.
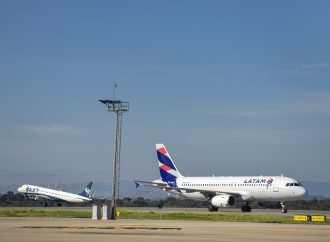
171, 176, 306, 202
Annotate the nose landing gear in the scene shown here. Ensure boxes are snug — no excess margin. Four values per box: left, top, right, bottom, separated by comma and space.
280, 202, 288, 213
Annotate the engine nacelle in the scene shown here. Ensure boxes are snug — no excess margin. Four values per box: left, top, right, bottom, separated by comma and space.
210, 195, 236, 208
27, 195, 39, 201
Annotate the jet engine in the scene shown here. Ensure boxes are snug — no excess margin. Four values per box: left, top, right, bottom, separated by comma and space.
210, 195, 236, 207
28, 195, 39, 201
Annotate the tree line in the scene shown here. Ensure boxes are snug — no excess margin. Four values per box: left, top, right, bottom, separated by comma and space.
1, 191, 330, 210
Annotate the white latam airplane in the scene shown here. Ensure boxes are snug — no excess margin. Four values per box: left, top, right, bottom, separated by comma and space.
17, 182, 93, 206
133, 144, 307, 213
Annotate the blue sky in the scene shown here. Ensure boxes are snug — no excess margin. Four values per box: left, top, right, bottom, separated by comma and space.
1, 1, 330, 186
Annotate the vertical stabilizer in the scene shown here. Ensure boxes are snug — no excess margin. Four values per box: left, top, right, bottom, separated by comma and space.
156, 144, 183, 183
79, 181, 93, 198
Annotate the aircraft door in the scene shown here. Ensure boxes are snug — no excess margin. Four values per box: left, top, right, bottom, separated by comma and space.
273, 180, 279, 192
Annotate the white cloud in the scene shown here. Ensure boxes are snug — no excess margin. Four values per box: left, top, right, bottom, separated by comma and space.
300, 62, 330, 69
295, 92, 330, 116
153, 65, 167, 72
152, 64, 201, 73
206, 108, 285, 117
12, 124, 84, 135
203, 91, 330, 118
219, 129, 298, 144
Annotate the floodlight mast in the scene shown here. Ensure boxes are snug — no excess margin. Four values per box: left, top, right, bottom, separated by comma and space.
99, 99, 129, 220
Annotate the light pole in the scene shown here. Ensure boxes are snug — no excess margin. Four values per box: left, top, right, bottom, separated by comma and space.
99, 99, 129, 219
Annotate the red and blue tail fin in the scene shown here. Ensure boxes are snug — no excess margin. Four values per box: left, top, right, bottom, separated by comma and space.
156, 144, 183, 183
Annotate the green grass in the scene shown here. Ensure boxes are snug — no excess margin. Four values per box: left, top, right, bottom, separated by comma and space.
0, 208, 91, 218
0, 208, 329, 225
118, 210, 330, 224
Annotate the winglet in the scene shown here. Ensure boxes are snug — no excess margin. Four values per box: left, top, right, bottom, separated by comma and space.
135, 182, 140, 189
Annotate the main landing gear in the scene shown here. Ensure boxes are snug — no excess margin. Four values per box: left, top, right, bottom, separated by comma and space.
241, 203, 252, 212
208, 205, 219, 212
280, 202, 288, 213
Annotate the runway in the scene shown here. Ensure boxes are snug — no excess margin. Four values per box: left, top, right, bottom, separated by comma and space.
1, 217, 329, 242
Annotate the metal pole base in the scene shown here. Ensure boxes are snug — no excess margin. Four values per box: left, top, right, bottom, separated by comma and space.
110, 206, 116, 220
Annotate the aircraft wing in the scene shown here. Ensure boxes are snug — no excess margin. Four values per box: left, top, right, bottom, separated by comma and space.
80, 197, 93, 202
132, 180, 241, 198
28, 194, 58, 201
131, 180, 168, 188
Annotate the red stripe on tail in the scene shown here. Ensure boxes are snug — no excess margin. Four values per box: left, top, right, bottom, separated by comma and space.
157, 147, 167, 155
160, 164, 171, 171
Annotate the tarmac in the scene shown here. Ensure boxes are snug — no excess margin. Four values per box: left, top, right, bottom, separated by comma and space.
1, 217, 330, 242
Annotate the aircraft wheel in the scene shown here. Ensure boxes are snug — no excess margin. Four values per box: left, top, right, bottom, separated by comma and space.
208, 205, 219, 212
280, 202, 288, 213
241, 205, 251, 212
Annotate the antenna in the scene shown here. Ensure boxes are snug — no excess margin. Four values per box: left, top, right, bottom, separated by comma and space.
113, 81, 118, 100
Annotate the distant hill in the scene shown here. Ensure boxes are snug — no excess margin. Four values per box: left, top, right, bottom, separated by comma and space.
301, 181, 330, 199
90, 180, 330, 199
0, 181, 167, 199
1, 180, 329, 199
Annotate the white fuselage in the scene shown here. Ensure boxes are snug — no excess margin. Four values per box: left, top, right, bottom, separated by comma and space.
17, 184, 91, 203
171, 176, 306, 202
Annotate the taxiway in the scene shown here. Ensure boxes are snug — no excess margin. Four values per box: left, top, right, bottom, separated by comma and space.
1, 217, 329, 242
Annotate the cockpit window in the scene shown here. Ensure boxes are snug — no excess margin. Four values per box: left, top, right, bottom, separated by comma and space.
286, 182, 301, 187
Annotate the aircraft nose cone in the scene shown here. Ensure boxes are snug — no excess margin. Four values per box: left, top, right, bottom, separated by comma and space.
300, 187, 308, 198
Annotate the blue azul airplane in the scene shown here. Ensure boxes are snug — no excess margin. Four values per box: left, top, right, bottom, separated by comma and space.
17, 182, 93, 206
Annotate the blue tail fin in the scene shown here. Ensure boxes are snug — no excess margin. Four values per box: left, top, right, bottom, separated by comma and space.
156, 144, 183, 185
79, 181, 93, 198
